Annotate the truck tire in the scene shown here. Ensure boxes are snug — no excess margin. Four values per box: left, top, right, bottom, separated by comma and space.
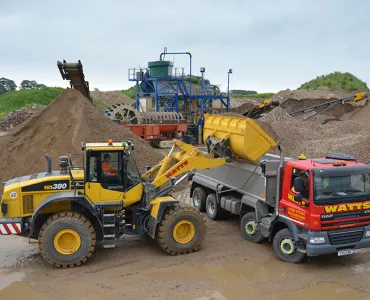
206, 193, 223, 220
38, 211, 96, 268
240, 212, 264, 243
155, 205, 206, 255
272, 228, 305, 263
192, 187, 207, 212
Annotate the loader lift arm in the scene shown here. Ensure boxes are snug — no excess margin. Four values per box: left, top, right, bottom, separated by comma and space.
57, 60, 92, 102
141, 139, 227, 189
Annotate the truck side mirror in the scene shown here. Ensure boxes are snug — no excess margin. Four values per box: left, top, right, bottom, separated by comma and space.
293, 177, 303, 193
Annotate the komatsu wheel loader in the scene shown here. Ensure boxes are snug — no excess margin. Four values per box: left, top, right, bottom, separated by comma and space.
0, 114, 278, 268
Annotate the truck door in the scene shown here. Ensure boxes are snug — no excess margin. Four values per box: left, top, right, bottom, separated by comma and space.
85, 151, 124, 203
280, 167, 311, 226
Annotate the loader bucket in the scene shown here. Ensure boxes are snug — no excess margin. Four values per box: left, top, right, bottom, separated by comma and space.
203, 114, 280, 163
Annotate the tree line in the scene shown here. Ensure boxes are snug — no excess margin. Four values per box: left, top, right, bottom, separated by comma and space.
0, 78, 46, 94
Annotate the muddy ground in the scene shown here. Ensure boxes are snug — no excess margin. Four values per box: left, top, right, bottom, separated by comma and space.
1, 190, 370, 300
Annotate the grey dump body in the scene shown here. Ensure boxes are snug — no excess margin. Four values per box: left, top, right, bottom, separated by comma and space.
192, 153, 293, 216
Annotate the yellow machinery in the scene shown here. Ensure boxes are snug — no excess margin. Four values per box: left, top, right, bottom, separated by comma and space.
0, 114, 279, 268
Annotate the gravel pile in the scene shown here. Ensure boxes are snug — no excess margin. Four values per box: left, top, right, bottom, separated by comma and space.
0, 105, 45, 131
261, 107, 370, 163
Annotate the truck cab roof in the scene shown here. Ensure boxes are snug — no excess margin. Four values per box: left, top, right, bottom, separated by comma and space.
287, 155, 366, 171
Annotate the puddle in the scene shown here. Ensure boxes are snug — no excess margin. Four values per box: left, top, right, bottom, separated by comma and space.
0, 281, 50, 300
148, 258, 290, 283
264, 282, 370, 300
0, 235, 39, 269
0, 271, 25, 290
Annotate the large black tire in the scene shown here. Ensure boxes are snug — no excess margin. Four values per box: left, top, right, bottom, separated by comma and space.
240, 212, 264, 243
205, 193, 224, 220
192, 187, 207, 212
272, 228, 305, 263
155, 205, 206, 255
38, 211, 96, 268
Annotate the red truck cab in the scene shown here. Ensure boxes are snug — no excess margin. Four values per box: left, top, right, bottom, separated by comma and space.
278, 153, 370, 260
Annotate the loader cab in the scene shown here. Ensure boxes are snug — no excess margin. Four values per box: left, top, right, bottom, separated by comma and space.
82, 140, 141, 203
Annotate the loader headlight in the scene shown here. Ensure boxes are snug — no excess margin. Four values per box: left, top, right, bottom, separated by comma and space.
309, 237, 325, 244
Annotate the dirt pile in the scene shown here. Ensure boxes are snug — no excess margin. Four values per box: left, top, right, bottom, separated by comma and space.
90, 91, 135, 106
261, 107, 370, 163
0, 89, 162, 182
272, 88, 365, 119
0, 105, 45, 131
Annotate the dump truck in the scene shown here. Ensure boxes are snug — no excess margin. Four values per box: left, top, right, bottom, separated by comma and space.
0, 113, 279, 268
191, 113, 370, 263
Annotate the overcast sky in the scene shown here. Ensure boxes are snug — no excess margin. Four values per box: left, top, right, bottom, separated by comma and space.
1, 0, 369, 93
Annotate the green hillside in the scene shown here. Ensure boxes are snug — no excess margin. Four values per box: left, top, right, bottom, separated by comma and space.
0, 87, 63, 114
299, 72, 368, 91
122, 85, 137, 99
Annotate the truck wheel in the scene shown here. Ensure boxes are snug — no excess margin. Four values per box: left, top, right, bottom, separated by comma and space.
192, 187, 207, 212
240, 212, 264, 243
272, 228, 305, 263
206, 193, 223, 220
155, 205, 206, 255
38, 211, 96, 268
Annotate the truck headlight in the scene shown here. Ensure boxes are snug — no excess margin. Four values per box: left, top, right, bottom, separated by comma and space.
366, 231, 370, 237
309, 237, 325, 244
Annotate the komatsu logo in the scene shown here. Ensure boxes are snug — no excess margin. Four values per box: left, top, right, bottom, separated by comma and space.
324, 202, 370, 213
165, 160, 189, 179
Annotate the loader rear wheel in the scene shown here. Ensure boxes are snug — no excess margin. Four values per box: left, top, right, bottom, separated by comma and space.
155, 205, 206, 255
38, 211, 96, 268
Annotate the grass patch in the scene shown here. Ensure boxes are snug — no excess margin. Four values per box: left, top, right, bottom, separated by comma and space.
92, 98, 110, 111
122, 85, 137, 99
0, 87, 63, 113
299, 72, 368, 91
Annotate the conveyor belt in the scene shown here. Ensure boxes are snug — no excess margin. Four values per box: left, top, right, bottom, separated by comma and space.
57, 60, 91, 101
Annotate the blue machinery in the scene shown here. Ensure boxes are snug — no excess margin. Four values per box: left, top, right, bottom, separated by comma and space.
128, 49, 232, 143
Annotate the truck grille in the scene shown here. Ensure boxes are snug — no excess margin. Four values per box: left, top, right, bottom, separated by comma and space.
328, 228, 364, 245
23, 195, 34, 214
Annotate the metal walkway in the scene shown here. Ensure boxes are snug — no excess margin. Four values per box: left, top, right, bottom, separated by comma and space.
57, 60, 91, 101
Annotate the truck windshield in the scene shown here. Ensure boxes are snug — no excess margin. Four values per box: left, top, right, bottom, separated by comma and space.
314, 173, 370, 205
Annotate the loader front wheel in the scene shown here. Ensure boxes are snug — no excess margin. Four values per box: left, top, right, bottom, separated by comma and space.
155, 205, 206, 255
38, 211, 96, 268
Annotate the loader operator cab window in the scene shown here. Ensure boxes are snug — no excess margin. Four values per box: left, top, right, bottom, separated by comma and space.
87, 150, 141, 192
290, 168, 310, 200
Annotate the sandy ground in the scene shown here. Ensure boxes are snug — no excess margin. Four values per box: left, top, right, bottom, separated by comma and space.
1, 190, 370, 300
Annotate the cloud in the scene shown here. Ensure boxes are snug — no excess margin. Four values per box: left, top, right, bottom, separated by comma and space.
0, 0, 369, 92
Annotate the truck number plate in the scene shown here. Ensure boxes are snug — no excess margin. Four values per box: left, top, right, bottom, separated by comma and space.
338, 249, 354, 256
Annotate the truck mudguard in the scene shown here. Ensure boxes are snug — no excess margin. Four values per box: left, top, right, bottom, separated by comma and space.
274, 215, 302, 241
241, 194, 269, 221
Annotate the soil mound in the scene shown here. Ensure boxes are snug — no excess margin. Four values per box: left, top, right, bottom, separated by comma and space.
0, 89, 162, 183
261, 107, 370, 163
90, 91, 135, 106
0, 105, 45, 131
272, 88, 363, 119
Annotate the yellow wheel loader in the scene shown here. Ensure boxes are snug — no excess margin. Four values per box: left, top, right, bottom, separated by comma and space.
0, 114, 278, 268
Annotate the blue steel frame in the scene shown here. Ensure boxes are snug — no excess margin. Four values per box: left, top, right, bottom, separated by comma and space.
128, 50, 230, 126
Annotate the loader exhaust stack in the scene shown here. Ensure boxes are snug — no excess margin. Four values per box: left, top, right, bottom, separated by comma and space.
44, 154, 52, 175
